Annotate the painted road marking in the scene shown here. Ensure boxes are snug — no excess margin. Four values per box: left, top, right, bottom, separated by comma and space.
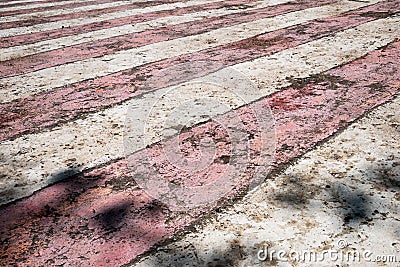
0, 0, 156, 13
0, 0, 152, 23
1, 16, 399, 206
0, 0, 383, 102
1, 0, 397, 141
0, 0, 225, 37
132, 94, 400, 267
0, 0, 291, 63
0, 40, 398, 265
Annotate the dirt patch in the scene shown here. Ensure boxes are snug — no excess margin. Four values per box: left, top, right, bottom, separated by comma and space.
360, 11, 395, 19
286, 73, 355, 90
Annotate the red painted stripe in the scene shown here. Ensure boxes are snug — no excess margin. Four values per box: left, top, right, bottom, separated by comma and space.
0, 0, 337, 78
0, 0, 128, 17
0, 41, 398, 266
0, 0, 185, 30
0, 0, 77, 9
1, 1, 397, 142
0, 0, 245, 48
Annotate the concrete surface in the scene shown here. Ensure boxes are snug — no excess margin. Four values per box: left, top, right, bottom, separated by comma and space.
132, 94, 400, 267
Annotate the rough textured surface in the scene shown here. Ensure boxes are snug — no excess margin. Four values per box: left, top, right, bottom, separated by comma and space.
1, 0, 396, 139
132, 94, 400, 267
0, 0, 225, 39
0, 0, 303, 74
0, 0, 291, 63
1, 0, 353, 102
1, 16, 399, 206
1, 0, 399, 265
0, 40, 399, 265
0, 0, 131, 17
0, 0, 151, 24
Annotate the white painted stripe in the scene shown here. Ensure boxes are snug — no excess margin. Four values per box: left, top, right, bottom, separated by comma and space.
0, 0, 223, 37
0, 0, 383, 103
0, 0, 60, 7
131, 93, 400, 267
0, 0, 120, 13
1, 16, 398, 206
0, 0, 155, 23
0, 0, 291, 62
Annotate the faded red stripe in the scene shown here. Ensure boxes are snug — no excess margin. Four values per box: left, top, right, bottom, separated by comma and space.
0, 0, 187, 30
0, 41, 399, 266
0, 0, 337, 78
0, 0, 129, 17
0, 0, 77, 9
1, 0, 398, 142
0, 0, 247, 48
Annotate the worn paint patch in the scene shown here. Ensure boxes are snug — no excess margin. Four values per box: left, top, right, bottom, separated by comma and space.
0, 40, 399, 265
1, 18, 398, 207
1, 0, 396, 141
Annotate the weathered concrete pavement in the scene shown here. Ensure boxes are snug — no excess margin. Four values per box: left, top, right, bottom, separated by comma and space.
131, 93, 400, 267
0, 0, 399, 265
